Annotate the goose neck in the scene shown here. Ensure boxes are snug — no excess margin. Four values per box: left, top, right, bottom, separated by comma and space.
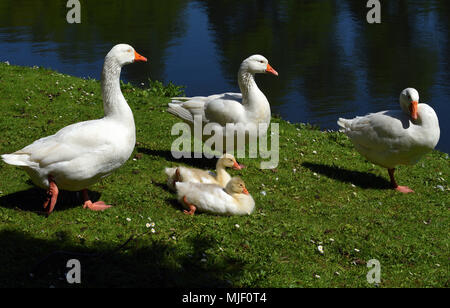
215, 161, 230, 185
416, 104, 439, 129
101, 58, 133, 122
231, 193, 254, 214
238, 69, 259, 104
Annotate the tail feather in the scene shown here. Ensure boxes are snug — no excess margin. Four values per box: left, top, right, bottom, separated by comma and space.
174, 182, 191, 200
1, 153, 37, 167
170, 97, 193, 102
164, 167, 176, 178
337, 118, 351, 132
167, 103, 195, 123
165, 167, 177, 191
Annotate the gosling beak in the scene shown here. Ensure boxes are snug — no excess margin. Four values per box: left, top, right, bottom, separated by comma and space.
243, 187, 249, 195
233, 161, 242, 170
266, 63, 279, 76
134, 51, 147, 63
410, 101, 418, 121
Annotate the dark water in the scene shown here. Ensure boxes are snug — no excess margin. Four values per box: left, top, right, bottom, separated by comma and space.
0, 0, 449, 153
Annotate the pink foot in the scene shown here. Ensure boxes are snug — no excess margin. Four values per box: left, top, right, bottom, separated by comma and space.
388, 169, 414, 194
182, 196, 196, 216
83, 200, 112, 211
43, 177, 59, 214
82, 189, 112, 211
395, 186, 415, 194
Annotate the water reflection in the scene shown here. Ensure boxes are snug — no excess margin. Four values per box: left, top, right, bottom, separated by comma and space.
0, 0, 189, 80
0, 0, 448, 152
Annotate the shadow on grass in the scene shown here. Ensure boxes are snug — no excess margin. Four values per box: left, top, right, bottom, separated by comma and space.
0, 229, 243, 287
138, 148, 218, 170
0, 187, 101, 215
302, 162, 391, 190
152, 182, 184, 212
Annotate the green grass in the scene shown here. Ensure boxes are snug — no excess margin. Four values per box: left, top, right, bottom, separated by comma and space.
0, 63, 448, 288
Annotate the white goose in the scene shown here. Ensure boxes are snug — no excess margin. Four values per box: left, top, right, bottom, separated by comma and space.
1, 44, 147, 213
176, 177, 255, 216
168, 55, 278, 152
165, 153, 241, 191
338, 88, 440, 193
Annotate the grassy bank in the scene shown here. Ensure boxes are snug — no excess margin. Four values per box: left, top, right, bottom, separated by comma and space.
0, 63, 448, 288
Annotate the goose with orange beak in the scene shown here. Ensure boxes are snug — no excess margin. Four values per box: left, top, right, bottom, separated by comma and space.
338, 88, 440, 193
164, 153, 242, 191
1, 44, 147, 214
168, 55, 278, 155
175, 177, 255, 216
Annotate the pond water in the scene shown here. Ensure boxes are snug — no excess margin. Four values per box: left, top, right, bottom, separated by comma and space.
0, 0, 449, 153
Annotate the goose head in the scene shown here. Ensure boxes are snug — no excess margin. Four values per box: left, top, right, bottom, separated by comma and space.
226, 177, 249, 195
106, 44, 147, 67
400, 88, 419, 120
241, 55, 278, 76
219, 153, 241, 170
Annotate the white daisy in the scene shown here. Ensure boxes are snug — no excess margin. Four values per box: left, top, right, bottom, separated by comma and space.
318, 245, 324, 254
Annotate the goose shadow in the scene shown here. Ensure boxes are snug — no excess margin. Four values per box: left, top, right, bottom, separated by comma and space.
138, 148, 218, 170
0, 185, 101, 215
301, 162, 391, 190
152, 182, 182, 211
0, 229, 243, 287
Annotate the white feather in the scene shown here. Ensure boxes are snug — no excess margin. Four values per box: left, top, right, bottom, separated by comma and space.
168, 55, 277, 152
1, 44, 140, 191
338, 88, 440, 169
175, 182, 255, 216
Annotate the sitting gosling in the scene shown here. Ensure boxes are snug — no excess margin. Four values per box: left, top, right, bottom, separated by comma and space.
165, 153, 241, 191
175, 177, 255, 216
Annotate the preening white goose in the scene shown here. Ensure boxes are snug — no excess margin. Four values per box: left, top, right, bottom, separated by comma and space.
338, 88, 440, 193
165, 153, 241, 191
1, 44, 147, 213
168, 55, 278, 152
175, 177, 255, 216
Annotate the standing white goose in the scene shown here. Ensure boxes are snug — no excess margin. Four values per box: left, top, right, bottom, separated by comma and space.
1, 44, 147, 213
168, 55, 278, 152
338, 88, 440, 193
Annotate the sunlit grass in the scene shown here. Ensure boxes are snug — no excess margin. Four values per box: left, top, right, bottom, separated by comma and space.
0, 63, 448, 288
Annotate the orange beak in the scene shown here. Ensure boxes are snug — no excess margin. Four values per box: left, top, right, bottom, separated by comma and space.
243, 187, 249, 195
134, 51, 147, 63
233, 161, 242, 170
410, 101, 418, 120
266, 63, 279, 76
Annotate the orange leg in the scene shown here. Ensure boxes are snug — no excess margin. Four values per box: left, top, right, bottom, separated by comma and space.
182, 196, 197, 216
388, 168, 414, 194
43, 176, 59, 214
82, 189, 112, 211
